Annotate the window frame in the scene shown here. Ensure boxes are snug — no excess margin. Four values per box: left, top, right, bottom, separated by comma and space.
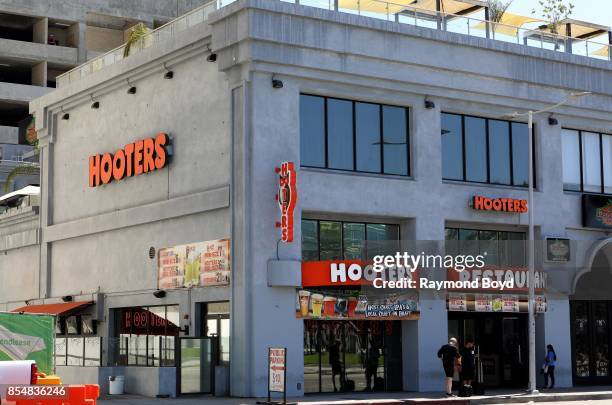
300, 94, 411, 177
442, 112, 536, 188
444, 226, 527, 267
562, 128, 612, 195
301, 219, 401, 261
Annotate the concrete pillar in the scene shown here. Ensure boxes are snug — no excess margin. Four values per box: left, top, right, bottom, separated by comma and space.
68, 22, 87, 63
33, 17, 48, 44
31, 61, 47, 87
541, 296, 572, 387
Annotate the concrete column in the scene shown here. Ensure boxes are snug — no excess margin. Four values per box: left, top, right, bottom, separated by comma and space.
68, 22, 87, 63
31, 61, 47, 87
541, 296, 572, 387
244, 72, 303, 397
33, 18, 48, 44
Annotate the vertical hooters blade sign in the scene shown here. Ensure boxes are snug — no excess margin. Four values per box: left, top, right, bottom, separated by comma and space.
275, 162, 297, 243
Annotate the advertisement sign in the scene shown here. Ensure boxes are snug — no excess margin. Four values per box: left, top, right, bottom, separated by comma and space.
275, 162, 297, 243
448, 294, 546, 313
446, 266, 547, 292
583, 194, 612, 229
475, 295, 493, 312
546, 238, 570, 262
296, 289, 419, 321
158, 238, 230, 289
447, 294, 467, 311
0, 313, 55, 374
501, 295, 520, 313
302, 260, 418, 288
472, 195, 528, 213
89, 132, 170, 187
268, 347, 286, 394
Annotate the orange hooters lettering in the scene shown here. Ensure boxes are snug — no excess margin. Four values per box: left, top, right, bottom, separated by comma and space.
472, 195, 528, 213
88, 133, 171, 187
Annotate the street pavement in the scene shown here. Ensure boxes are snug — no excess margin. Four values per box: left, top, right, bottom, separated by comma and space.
97, 387, 612, 405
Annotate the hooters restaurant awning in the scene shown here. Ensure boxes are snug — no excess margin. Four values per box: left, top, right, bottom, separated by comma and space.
12, 301, 93, 316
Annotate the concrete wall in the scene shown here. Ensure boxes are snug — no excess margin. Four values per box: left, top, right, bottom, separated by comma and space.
86, 26, 124, 53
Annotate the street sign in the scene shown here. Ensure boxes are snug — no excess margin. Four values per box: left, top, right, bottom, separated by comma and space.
268, 347, 286, 393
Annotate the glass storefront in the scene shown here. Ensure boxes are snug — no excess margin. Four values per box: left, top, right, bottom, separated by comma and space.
111, 305, 179, 366
304, 320, 402, 393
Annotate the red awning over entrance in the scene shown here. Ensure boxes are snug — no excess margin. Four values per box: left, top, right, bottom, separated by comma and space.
11, 301, 93, 316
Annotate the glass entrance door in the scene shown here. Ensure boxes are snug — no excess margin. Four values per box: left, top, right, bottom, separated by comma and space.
179, 337, 215, 394
571, 301, 612, 384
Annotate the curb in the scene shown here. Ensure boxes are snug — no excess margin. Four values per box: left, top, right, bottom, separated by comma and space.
469, 392, 612, 404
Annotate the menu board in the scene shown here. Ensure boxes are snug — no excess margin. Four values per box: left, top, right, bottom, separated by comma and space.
448, 294, 467, 311
158, 238, 230, 289
475, 295, 493, 312
501, 295, 520, 313
296, 289, 419, 321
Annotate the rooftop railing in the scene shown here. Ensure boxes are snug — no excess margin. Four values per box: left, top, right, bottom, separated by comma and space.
57, 0, 610, 88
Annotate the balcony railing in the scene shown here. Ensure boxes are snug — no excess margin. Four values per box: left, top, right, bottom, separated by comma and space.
283, 0, 611, 61
56, 0, 611, 88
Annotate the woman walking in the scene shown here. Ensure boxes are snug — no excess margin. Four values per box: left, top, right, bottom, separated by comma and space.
543, 344, 557, 389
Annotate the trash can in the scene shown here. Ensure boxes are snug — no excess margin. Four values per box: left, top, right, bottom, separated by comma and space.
108, 375, 125, 395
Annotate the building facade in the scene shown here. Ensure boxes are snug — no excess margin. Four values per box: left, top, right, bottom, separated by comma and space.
0, 0, 209, 192
0, 0, 611, 398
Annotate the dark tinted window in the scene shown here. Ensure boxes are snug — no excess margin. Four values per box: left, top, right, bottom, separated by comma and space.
327, 99, 353, 170
441, 113, 533, 187
511, 122, 529, 187
319, 221, 342, 260
355, 102, 381, 173
441, 113, 463, 180
300, 95, 325, 167
383, 106, 409, 175
464, 117, 487, 182
300, 95, 409, 176
488, 120, 511, 185
302, 220, 399, 262
302, 220, 319, 261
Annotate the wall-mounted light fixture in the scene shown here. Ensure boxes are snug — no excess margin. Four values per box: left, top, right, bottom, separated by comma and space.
272, 75, 283, 89
163, 63, 174, 79
127, 79, 136, 94
90, 94, 100, 109
153, 290, 166, 298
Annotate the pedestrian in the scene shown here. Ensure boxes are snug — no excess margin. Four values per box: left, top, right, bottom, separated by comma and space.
438, 337, 461, 397
460, 339, 476, 387
329, 339, 343, 392
543, 344, 557, 389
364, 339, 380, 391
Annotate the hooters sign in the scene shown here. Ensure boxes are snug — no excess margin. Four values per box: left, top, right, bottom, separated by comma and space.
275, 161, 297, 243
89, 132, 170, 187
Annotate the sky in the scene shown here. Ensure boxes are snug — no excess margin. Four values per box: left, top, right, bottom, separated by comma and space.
507, 0, 612, 28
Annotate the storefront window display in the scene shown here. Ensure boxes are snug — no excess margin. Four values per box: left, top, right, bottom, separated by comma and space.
111, 305, 179, 367
301, 219, 408, 393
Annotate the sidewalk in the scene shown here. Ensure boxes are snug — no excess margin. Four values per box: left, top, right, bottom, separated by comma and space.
98, 386, 612, 405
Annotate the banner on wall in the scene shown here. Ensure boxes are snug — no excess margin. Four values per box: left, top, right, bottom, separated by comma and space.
158, 238, 230, 289
296, 288, 419, 321
0, 312, 55, 374
447, 293, 546, 313
583, 194, 612, 229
